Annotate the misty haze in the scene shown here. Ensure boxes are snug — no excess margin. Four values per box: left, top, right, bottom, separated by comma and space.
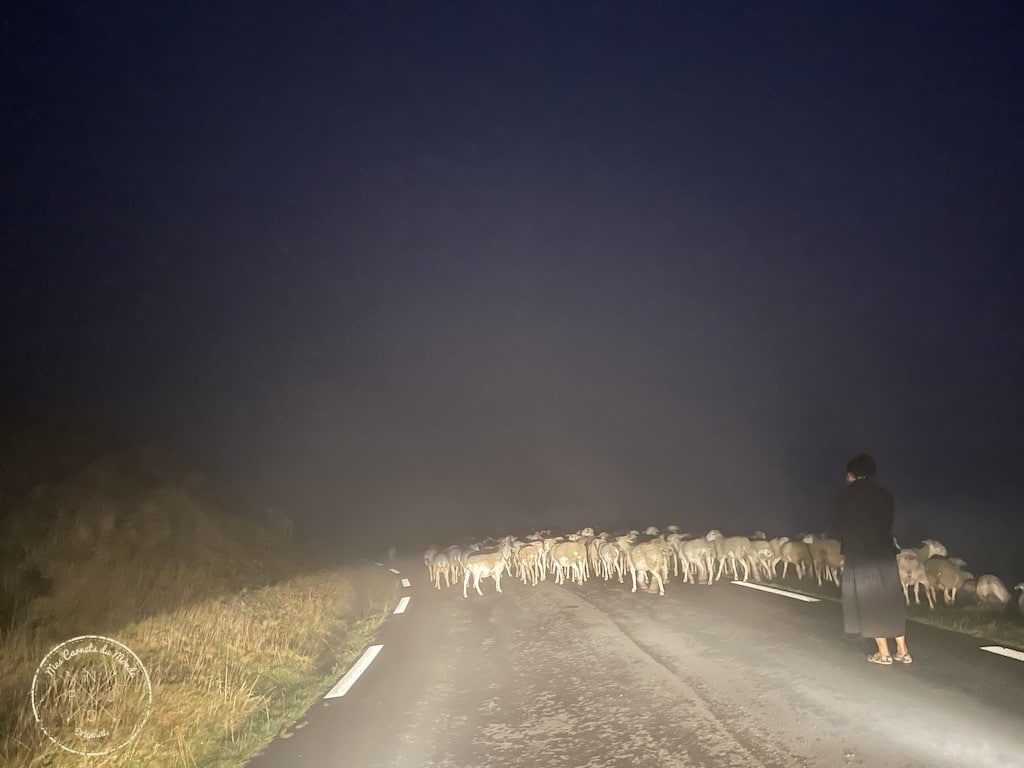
2, 3, 1022, 766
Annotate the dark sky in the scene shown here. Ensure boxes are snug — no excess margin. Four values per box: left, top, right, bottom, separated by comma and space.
2, 3, 1022, 571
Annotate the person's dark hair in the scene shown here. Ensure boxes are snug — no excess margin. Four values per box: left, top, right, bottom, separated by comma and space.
846, 453, 877, 479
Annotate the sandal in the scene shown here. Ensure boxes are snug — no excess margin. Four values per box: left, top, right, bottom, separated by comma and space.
868, 653, 893, 665
893, 653, 913, 664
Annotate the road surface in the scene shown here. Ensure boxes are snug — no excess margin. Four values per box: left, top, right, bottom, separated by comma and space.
247, 558, 1024, 767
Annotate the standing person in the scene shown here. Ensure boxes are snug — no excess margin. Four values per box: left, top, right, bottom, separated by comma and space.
834, 454, 912, 665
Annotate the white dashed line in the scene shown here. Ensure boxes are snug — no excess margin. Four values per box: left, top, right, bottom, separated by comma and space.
394, 596, 411, 614
324, 644, 384, 699
731, 581, 820, 602
401, 578, 410, 587
373, 562, 383, 567
980, 646, 1024, 662
388, 568, 401, 574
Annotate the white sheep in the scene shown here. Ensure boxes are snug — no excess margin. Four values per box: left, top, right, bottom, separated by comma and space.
626, 540, 666, 595
514, 541, 544, 586
897, 549, 936, 609
974, 574, 1011, 606
462, 544, 511, 598
442, 545, 466, 585
663, 532, 687, 577
802, 536, 842, 587
423, 546, 438, 580
680, 537, 715, 585
924, 556, 971, 605
749, 539, 776, 581
711, 536, 755, 582
916, 539, 948, 561
550, 540, 588, 585
431, 552, 452, 589
597, 540, 626, 582
777, 540, 812, 580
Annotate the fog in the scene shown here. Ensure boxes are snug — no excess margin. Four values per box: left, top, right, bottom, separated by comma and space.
2, 3, 1021, 585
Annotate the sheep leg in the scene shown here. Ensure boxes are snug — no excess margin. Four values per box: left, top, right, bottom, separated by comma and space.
714, 557, 726, 583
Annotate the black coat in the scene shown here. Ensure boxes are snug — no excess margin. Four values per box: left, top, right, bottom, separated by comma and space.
835, 480, 896, 563
834, 479, 906, 638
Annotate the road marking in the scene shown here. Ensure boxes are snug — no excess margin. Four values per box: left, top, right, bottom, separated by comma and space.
374, 562, 383, 567
394, 596, 411, 614
980, 646, 1024, 662
324, 645, 383, 699
401, 578, 410, 587
731, 581, 820, 602
389, 568, 401, 574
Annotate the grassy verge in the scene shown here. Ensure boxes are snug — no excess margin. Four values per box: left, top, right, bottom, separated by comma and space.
767, 573, 1024, 649
905, 602, 1024, 649
0, 445, 398, 768
1, 564, 397, 768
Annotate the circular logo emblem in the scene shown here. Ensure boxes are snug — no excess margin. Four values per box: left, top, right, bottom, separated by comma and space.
31, 635, 152, 756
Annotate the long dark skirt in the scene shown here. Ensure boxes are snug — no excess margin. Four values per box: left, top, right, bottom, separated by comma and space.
841, 555, 906, 638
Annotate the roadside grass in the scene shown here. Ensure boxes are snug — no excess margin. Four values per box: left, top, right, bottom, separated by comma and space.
1, 563, 397, 768
0, 448, 398, 768
905, 602, 1024, 649
767, 572, 1024, 650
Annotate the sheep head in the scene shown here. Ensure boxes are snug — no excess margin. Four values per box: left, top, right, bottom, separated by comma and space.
918, 539, 948, 559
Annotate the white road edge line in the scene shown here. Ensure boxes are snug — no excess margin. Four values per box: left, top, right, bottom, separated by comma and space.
401, 578, 411, 587
980, 645, 1024, 662
324, 644, 383, 699
388, 567, 401, 574
731, 581, 820, 602
394, 596, 411, 614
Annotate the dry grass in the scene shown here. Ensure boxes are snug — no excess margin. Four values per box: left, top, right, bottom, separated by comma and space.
0, 449, 398, 768
1, 565, 396, 767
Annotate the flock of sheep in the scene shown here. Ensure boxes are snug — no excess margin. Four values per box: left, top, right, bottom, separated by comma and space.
422, 527, 1024, 614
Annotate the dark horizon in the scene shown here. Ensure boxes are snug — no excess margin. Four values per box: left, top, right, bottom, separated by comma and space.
2, 3, 1022, 580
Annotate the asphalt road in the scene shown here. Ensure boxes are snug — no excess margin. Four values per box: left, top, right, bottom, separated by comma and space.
246, 558, 1024, 768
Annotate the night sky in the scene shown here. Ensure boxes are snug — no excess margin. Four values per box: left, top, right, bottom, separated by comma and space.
2, 3, 1022, 576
